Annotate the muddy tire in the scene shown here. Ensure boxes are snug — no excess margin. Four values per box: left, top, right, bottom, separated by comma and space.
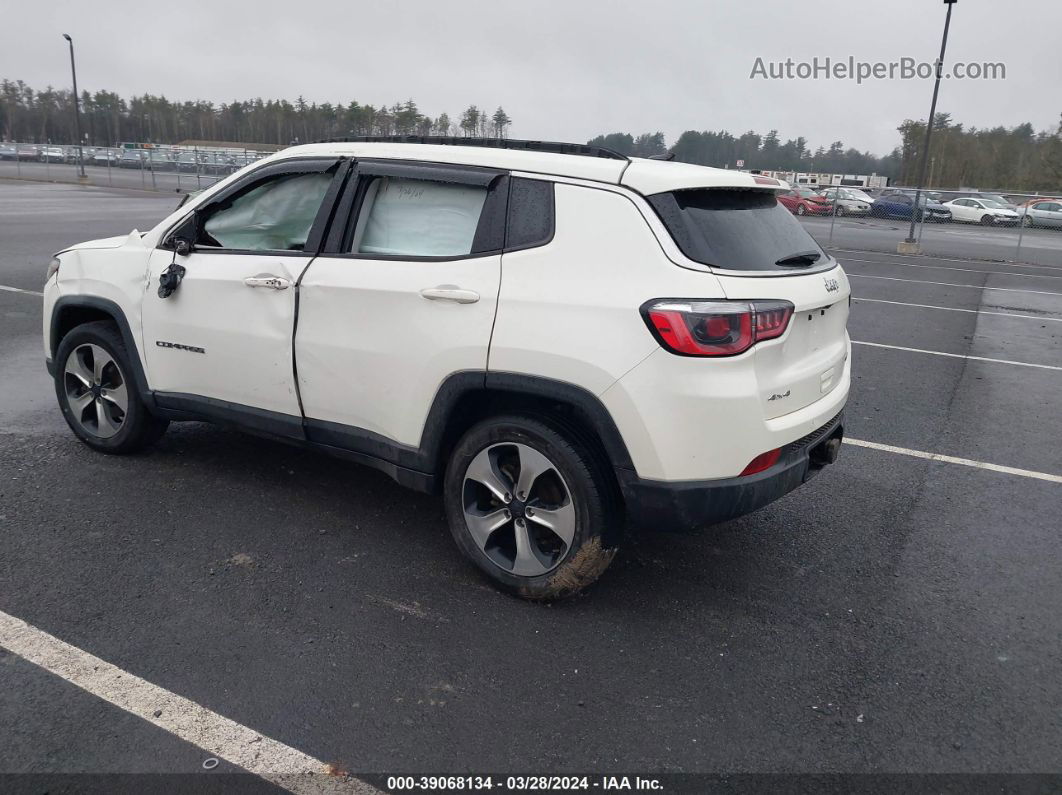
444, 415, 620, 601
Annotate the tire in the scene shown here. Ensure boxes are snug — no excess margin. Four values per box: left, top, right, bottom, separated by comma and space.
835, 205, 845, 217
444, 415, 620, 601
796, 204, 807, 216
1022, 215, 1034, 228
54, 321, 168, 454
980, 214, 995, 226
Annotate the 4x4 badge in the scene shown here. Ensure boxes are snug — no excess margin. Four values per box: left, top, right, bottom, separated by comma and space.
824, 278, 840, 293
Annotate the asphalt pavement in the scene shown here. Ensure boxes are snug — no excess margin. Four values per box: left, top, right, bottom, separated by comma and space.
1, 180, 1060, 790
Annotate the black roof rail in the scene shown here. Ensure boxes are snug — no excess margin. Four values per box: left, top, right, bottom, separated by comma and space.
313, 135, 630, 162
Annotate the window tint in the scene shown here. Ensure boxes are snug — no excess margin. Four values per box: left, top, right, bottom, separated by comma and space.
350, 177, 487, 257
200, 171, 332, 251
506, 178, 554, 249
647, 189, 828, 272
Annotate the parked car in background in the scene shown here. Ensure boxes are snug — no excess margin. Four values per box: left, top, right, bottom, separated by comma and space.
40, 146, 66, 163
92, 150, 121, 167
17, 145, 40, 161
818, 187, 873, 217
1020, 199, 1062, 229
974, 193, 1020, 212
146, 151, 175, 171
871, 193, 952, 222
0, 144, 17, 160
943, 197, 1020, 226
778, 187, 831, 216
119, 150, 147, 169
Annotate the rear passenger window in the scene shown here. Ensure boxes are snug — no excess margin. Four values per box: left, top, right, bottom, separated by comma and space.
350, 177, 487, 257
506, 178, 554, 250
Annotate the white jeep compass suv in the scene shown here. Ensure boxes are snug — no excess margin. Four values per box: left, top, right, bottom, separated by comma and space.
44, 137, 850, 600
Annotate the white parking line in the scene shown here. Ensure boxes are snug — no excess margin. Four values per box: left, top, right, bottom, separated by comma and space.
0, 284, 43, 297
852, 297, 1062, 323
852, 340, 1062, 371
840, 257, 1062, 280
0, 609, 378, 795
849, 273, 1062, 297
846, 438, 1062, 484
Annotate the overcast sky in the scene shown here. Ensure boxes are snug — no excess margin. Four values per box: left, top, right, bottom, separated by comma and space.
3, 0, 1059, 155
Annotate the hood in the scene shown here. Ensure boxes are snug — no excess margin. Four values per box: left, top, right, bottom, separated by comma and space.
56, 231, 142, 256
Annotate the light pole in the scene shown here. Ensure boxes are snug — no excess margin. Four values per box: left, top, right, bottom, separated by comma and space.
902, 0, 957, 251
62, 33, 86, 180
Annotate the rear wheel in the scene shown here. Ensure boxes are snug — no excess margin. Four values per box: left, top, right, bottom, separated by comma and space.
54, 321, 168, 454
444, 415, 620, 600
1022, 215, 1035, 228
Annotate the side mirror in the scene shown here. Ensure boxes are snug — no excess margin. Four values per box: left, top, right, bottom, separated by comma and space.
174, 238, 192, 257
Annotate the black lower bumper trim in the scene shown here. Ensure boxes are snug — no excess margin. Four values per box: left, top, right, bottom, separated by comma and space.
619, 412, 844, 533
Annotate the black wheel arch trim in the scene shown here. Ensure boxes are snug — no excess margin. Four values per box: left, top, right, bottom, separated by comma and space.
50, 295, 153, 406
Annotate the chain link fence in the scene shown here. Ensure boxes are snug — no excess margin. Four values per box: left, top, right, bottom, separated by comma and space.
0, 141, 273, 194
3, 139, 1060, 267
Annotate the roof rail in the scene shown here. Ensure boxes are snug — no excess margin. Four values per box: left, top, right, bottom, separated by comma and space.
314, 135, 630, 162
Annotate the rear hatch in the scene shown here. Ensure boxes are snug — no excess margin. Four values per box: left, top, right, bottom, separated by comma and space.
646, 187, 850, 419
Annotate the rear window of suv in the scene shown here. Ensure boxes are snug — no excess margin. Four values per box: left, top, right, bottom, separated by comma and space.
647, 189, 829, 272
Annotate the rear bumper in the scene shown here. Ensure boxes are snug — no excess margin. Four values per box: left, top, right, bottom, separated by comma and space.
619, 411, 844, 533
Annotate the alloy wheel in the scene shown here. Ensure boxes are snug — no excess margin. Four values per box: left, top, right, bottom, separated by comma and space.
63, 343, 128, 439
461, 442, 576, 577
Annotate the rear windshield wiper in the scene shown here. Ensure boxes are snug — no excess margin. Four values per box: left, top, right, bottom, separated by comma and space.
775, 251, 822, 267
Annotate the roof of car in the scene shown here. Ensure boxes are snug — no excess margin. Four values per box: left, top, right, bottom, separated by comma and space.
266, 141, 789, 196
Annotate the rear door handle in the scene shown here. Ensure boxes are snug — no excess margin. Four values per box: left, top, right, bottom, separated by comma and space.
244, 275, 291, 290
419, 286, 480, 304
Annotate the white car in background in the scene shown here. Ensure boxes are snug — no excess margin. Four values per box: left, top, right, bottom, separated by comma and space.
819, 187, 873, 217
1020, 199, 1062, 229
943, 197, 1021, 226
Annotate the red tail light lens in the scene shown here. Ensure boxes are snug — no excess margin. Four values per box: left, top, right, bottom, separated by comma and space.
643, 300, 794, 357
740, 448, 782, 476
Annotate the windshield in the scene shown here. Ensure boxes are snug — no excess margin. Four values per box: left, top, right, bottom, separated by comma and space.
846, 189, 872, 201
981, 200, 1007, 209
648, 189, 829, 272
981, 195, 1009, 205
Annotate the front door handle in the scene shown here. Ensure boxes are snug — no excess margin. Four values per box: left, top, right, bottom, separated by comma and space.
419, 286, 480, 304
244, 274, 291, 290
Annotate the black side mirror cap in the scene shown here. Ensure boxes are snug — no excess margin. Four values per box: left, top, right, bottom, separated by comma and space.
174, 238, 192, 257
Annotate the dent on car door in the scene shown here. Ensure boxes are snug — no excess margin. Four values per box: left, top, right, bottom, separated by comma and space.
294, 160, 507, 457
141, 158, 347, 420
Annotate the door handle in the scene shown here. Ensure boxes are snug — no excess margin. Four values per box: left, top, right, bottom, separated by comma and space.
244, 275, 291, 290
419, 286, 480, 304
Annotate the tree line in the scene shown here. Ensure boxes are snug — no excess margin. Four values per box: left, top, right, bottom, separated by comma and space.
0, 79, 511, 146
3, 77, 1059, 191
593, 113, 1062, 192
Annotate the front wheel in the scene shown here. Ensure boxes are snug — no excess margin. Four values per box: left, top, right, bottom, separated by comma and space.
796, 204, 807, 216
54, 321, 168, 454
980, 214, 995, 226
444, 415, 620, 600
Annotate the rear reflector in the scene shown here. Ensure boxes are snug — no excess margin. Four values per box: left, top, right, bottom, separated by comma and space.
740, 448, 782, 476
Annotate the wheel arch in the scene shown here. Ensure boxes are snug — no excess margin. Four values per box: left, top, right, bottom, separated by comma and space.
50, 296, 152, 403
422, 372, 634, 500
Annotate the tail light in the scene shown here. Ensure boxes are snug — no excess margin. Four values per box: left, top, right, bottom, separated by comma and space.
642, 299, 794, 357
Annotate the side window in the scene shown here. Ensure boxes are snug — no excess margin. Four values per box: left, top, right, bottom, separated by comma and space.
199, 171, 333, 251
506, 178, 555, 250
349, 177, 487, 257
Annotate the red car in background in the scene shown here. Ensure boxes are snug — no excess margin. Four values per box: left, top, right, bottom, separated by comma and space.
778, 187, 831, 216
